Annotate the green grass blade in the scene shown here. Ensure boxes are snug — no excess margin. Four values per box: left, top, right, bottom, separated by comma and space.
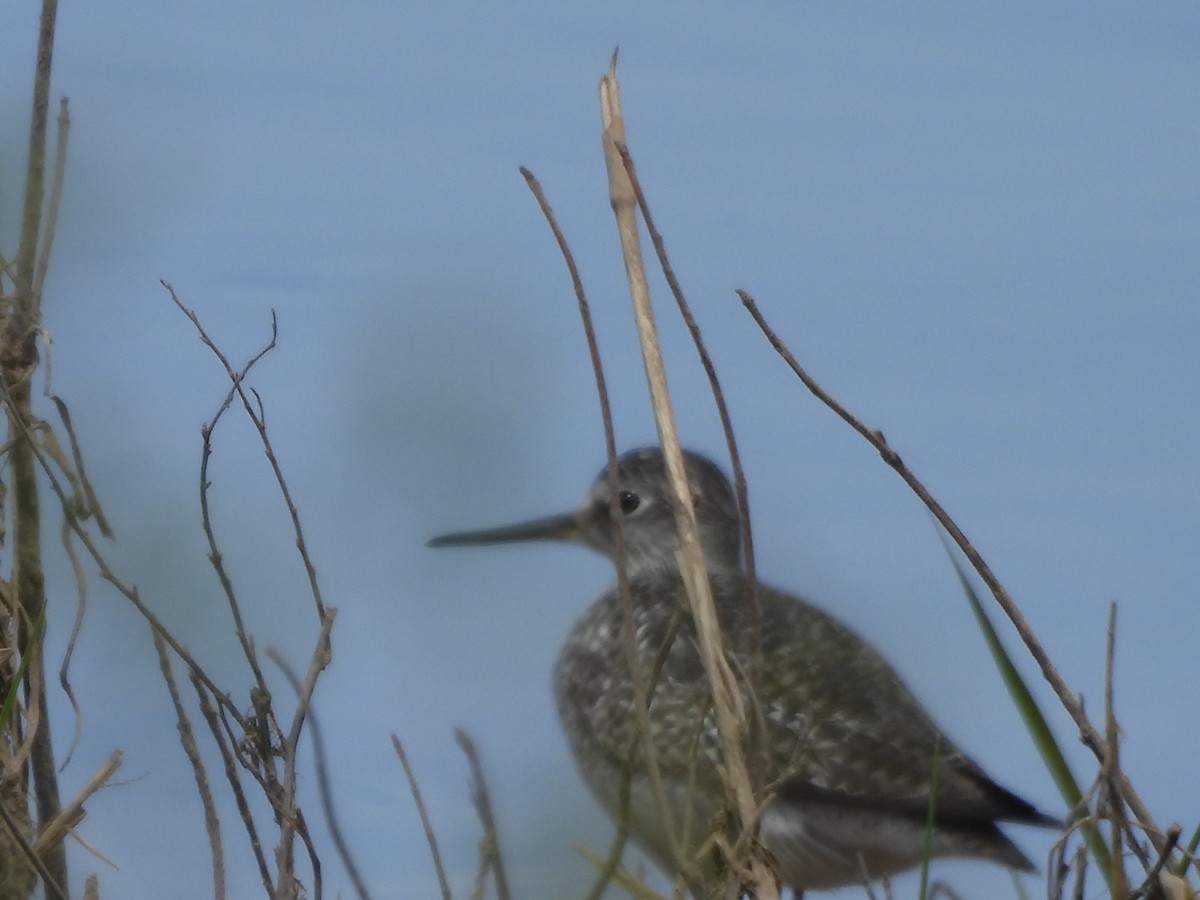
938, 538, 1113, 880
1175, 820, 1200, 879
918, 735, 942, 900
0, 606, 46, 724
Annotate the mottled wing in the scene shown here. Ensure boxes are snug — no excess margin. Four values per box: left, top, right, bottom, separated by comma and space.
742, 579, 1053, 828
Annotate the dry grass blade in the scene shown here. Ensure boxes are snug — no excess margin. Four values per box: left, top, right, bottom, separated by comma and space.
0, 795, 66, 900
34, 748, 123, 859
575, 843, 670, 900
600, 60, 777, 898
391, 734, 454, 900
454, 729, 510, 900
611, 141, 768, 790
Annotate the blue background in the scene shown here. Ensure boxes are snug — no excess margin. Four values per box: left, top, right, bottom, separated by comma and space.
2, 3, 1197, 897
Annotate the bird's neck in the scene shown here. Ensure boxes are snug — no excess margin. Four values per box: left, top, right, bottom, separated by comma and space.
614, 552, 742, 582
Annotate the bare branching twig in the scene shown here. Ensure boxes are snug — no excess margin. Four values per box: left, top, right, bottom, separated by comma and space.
164, 282, 326, 622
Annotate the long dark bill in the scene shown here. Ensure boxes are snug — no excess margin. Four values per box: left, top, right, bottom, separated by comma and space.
427, 512, 580, 548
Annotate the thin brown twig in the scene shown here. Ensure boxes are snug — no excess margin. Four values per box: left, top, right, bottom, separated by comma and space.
737, 287, 1165, 848
272, 610, 336, 900
164, 295, 336, 900
290, 806, 324, 900
54, 489, 87, 770
49, 396, 113, 536
520, 162, 679, 893
454, 729, 510, 900
613, 139, 768, 794
1047, 830, 1068, 900
154, 630, 225, 900
391, 734, 454, 900
190, 306, 280, 706
198, 415, 268, 686
163, 281, 327, 622
0, 382, 246, 725
3, 366, 265, 829
162, 290, 340, 900
580, 609, 690, 900
1130, 824, 1182, 900
1070, 842, 1087, 900
269, 641, 367, 900
192, 672, 275, 895
168, 289, 314, 894
601, 63, 777, 899
1048, 770, 1113, 900
48, 390, 113, 769
166, 288, 343, 900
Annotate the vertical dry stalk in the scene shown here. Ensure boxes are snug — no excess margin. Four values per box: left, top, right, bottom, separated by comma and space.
611, 141, 768, 794
2, 1, 67, 895
5, 6, 349, 898
519, 166, 681, 896
598, 60, 778, 899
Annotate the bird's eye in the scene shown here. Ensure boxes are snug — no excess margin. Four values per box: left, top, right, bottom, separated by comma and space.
618, 490, 641, 514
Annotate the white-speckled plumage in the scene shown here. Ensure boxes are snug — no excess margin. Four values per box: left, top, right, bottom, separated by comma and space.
430, 448, 1059, 893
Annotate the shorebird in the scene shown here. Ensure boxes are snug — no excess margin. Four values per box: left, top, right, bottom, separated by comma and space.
429, 447, 1059, 894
